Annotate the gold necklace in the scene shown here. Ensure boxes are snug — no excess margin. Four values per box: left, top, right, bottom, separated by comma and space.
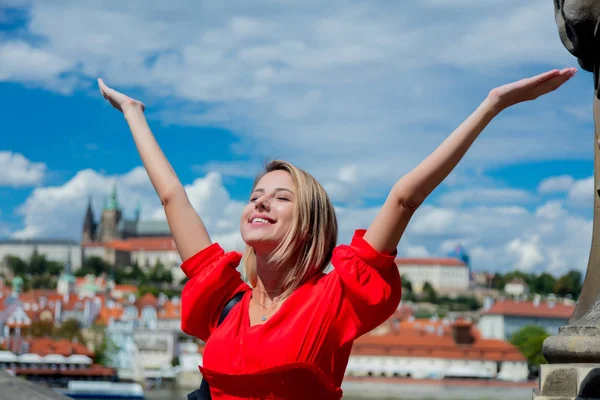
251, 291, 286, 321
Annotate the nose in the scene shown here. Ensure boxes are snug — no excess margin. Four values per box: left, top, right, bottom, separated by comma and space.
254, 194, 270, 211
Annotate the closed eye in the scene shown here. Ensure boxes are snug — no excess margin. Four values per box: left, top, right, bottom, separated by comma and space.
277, 197, 290, 201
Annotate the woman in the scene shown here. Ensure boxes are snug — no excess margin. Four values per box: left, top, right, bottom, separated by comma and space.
98, 67, 575, 399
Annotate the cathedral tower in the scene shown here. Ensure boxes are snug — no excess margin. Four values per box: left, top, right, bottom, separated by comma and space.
82, 196, 96, 243
99, 183, 122, 243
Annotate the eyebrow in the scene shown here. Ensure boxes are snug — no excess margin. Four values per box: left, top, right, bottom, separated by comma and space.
252, 187, 295, 195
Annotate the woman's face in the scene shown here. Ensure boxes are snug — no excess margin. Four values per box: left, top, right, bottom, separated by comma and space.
240, 170, 296, 254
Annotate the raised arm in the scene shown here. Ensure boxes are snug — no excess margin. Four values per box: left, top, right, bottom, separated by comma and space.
364, 68, 577, 254
98, 79, 211, 260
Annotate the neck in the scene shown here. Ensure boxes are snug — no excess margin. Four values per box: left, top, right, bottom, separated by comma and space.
253, 252, 288, 301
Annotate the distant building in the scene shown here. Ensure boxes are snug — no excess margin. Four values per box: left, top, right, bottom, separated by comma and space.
81, 185, 170, 245
104, 292, 181, 381
347, 318, 527, 382
471, 271, 494, 288
504, 279, 530, 297
81, 186, 181, 277
0, 239, 81, 274
396, 257, 470, 295
478, 298, 574, 340
447, 245, 471, 283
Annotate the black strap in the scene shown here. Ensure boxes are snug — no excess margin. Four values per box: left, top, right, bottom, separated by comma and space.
187, 291, 245, 400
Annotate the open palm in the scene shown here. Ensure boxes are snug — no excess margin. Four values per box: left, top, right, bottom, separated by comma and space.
489, 68, 576, 111
98, 78, 145, 113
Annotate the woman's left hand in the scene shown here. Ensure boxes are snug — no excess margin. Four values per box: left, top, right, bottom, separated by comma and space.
487, 67, 577, 113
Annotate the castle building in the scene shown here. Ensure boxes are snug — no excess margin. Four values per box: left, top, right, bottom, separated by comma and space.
81, 186, 182, 279
81, 184, 170, 244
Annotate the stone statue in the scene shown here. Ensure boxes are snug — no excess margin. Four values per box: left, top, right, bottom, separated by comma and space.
534, 1, 600, 398
554, 0, 600, 78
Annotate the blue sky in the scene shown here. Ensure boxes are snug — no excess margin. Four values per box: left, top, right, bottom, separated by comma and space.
0, 0, 596, 275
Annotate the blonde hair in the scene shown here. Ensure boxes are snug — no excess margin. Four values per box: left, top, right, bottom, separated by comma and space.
243, 160, 338, 297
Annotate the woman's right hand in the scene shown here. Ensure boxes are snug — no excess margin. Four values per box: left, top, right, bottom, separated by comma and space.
98, 78, 145, 114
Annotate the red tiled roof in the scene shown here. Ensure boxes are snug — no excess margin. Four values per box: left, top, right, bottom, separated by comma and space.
82, 237, 178, 253
354, 320, 525, 362
105, 240, 133, 252
158, 300, 180, 320
113, 284, 138, 293
136, 292, 158, 308
123, 236, 177, 252
481, 300, 574, 319
25, 338, 93, 357
395, 258, 466, 267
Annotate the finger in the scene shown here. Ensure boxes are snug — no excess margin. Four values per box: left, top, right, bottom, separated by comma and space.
532, 68, 576, 88
98, 78, 109, 97
530, 69, 561, 85
532, 74, 572, 97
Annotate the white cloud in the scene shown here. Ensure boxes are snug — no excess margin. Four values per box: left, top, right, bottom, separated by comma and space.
404, 245, 430, 258
505, 235, 544, 271
0, 41, 75, 92
0, 0, 591, 192
9, 163, 595, 276
567, 177, 594, 207
437, 188, 533, 207
538, 175, 575, 194
12, 167, 245, 251
535, 200, 566, 220
0, 151, 46, 187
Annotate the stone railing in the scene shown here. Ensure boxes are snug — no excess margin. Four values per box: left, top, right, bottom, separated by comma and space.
0, 370, 69, 400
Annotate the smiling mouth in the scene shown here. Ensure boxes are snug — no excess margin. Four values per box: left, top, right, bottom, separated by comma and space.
251, 217, 274, 224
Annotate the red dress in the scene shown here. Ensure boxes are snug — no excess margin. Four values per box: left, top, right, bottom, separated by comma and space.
181, 230, 402, 399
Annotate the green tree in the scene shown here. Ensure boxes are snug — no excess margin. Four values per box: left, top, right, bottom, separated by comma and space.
532, 273, 557, 295
115, 262, 147, 284
147, 260, 173, 284
77, 256, 113, 277
554, 270, 583, 298
94, 335, 119, 366
4, 256, 28, 276
401, 275, 413, 293
29, 251, 63, 276
56, 318, 85, 343
171, 356, 180, 367
491, 273, 506, 290
421, 281, 438, 303
510, 325, 549, 375
30, 275, 57, 289
30, 320, 55, 337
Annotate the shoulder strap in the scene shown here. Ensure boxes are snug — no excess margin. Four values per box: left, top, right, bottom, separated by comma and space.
217, 291, 245, 325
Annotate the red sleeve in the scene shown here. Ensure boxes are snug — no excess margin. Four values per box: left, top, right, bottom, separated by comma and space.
180, 243, 249, 342
330, 230, 402, 346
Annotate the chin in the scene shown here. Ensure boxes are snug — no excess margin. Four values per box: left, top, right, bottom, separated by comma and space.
242, 234, 281, 254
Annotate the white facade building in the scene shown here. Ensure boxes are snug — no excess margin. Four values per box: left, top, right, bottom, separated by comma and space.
504, 279, 530, 297
348, 319, 528, 382
478, 298, 574, 341
396, 257, 469, 294
0, 239, 82, 273
345, 355, 527, 382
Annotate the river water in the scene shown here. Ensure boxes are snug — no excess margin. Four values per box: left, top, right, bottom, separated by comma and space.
144, 383, 534, 400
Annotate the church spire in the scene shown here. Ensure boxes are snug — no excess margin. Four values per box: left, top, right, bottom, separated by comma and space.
105, 182, 119, 211
65, 245, 73, 275
82, 195, 96, 243
135, 200, 141, 222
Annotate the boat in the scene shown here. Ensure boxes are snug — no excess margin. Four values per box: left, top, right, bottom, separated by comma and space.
55, 381, 145, 399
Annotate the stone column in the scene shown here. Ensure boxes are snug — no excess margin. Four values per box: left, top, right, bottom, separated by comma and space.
533, 6, 600, 398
